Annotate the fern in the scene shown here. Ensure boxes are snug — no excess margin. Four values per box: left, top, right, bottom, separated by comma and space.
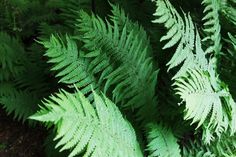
220, 0, 236, 27
30, 89, 143, 157
40, 34, 102, 100
152, 0, 196, 76
0, 63, 52, 123
152, 0, 236, 143
0, 86, 39, 122
0, 32, 26, 81
110, 3, 152, 55
202, 0, 222, 56
174, 67, 235, 142
0, 32, 37, 122
76, 9, 158, 121
1, 1, 236, 157
0, 30, 56, 123
220, 33, 236, 119
146, 123, 181, 157
183, 133, 236, 157
40, 6, 159, 123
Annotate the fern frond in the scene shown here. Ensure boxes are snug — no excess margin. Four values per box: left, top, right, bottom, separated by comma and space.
152, 0, 184, 50
152, 0, 195, 74
174, 68, 234, 142
183, 133, 236, 157
0, 32, 26, 81
0, 31, 56, 124
0, 86, 39, 122
110, 3, 152, 54
146, 123, 181, 157
42, 5, 158, 121
153, 0, 236, 143
30, 89, 143, 157
202, 0, 222, 56
40, 34, 104, 99
76, 9, 158, 121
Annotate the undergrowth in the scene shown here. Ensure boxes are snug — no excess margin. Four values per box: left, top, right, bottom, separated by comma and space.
0, 0, 236, 156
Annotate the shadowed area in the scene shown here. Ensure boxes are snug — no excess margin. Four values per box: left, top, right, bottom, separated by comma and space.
0, 109, 46, 157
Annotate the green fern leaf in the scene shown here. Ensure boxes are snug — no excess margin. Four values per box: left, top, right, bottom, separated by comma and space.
0, 86, 39, 122
40, 34, 104, 98
174, 59, 236, 143
76, 8, 158, 122
175, 69, 226, 128
202, 0, 222, 56
152, 0, 195, 72
146, 123, 181, 157
30, 89, 143, 157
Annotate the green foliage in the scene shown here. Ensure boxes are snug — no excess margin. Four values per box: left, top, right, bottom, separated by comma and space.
152, 0, 236, 143
146, 123, 181, 157
40, 5, 159, 124
0, 32, 25, 81
76, 9, 158, 116
183, 133, 236, 157
0, 87, 38, 122
30, 89, 143, 157
40, 34, 99, 95
0, 0, 236, 156
202, 0, 222, 56
220, 0, 236, 28
0, 0, 62, 37
0, 24, 56, 123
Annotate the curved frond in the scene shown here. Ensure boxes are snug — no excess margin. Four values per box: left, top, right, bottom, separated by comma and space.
0, 32, 49, 124
152, 0, 195, 74
30, 90, 143, 157
146, 123, 181, 157
152, 0, 183, 49
174, 68, 235, 142
202, 0, 222, 56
